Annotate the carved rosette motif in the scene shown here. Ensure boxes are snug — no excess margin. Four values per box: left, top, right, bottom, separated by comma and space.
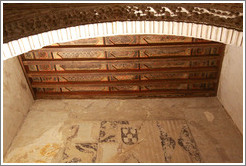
3, 3, 243, 43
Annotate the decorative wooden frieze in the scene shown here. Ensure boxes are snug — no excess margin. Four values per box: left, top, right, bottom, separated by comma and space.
3, 3, 243, 43
2, 3, 243, 60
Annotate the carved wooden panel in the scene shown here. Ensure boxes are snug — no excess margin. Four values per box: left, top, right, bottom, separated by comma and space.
18, 35, 225, 99
3, 3, 243, 43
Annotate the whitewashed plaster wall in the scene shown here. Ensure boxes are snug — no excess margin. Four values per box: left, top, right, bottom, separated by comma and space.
3, 57, 34, 156
218, 45, 243, 134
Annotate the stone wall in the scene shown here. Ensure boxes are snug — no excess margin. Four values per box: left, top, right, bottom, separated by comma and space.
3, 57, 34, 156
218, 45, 243, 134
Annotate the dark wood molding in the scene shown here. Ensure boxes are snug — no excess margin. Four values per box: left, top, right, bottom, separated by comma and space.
22, 55, 220, 65
32, 78, 217, 88
36, 89, 217, 99
27, 67, 218, 77
35, 42, 223, 52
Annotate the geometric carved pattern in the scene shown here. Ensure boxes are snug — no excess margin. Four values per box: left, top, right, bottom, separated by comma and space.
3, 3, 243, 43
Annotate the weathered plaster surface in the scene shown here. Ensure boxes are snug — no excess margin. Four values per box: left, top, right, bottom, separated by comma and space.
218, 45, 243, 134
4, 98, 243, 163
3, 57, 34, 156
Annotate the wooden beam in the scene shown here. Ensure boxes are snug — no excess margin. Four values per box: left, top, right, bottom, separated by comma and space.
36, 89, 216, 99
31, 78, 217, 88
31, 42, 223, 52
214, 44, 226, 94
22, 55, 220, 65
27, 67, 218, 77
17, 55, 36, 99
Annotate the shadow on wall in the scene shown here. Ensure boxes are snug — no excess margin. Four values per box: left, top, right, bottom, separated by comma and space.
218, 44, 243, 134
3, 57, 34, 157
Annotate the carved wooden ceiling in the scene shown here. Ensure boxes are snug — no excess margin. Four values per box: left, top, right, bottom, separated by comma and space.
18, 35, 225, 99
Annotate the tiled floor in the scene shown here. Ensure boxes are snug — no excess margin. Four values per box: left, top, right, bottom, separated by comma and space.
4, 97, 243, 163
60, 120, 201, 163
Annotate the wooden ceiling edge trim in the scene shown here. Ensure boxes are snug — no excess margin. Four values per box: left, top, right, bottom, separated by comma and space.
26, 67, 218, 77
35, 91, 217, 99
35, 94, 217, 99
35, 43, 224, 52
31, 79, 217, 88
36, 89, 216, 95
22, 55, 221, 65
42, 42, 222, 48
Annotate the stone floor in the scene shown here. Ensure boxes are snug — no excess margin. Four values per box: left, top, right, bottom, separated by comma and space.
4, 97, 243, 163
